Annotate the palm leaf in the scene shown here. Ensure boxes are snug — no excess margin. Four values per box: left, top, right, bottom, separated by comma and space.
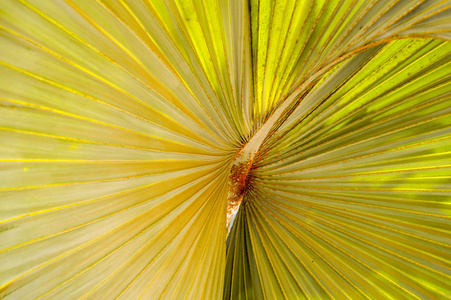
1, 0, 450, 299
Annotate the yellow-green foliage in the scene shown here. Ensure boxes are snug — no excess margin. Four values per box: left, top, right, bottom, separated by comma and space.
1, 0, 450, 299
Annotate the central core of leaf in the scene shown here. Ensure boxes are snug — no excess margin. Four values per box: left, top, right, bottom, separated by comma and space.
225, 91, 296, 229
226, 150, 253, 228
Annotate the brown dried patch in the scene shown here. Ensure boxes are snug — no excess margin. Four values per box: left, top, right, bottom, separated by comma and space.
226, 151, 254, 227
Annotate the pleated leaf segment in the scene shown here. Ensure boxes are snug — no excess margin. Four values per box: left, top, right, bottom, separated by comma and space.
1, 0, 451, 299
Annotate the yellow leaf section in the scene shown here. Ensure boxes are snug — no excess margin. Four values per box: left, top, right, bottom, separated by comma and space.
0, 0, 244, 299
225, 38, 451, 299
